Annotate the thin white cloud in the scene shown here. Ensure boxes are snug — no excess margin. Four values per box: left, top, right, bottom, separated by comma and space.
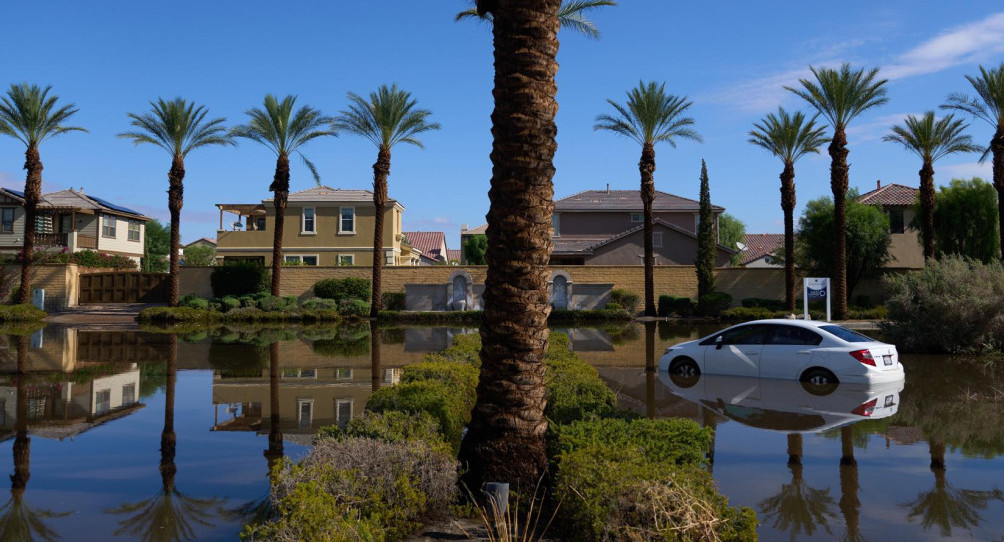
936, 161, 992, 181
846, 113, 921, 143
885, 12, 1004, 80
0, 171, 17, 189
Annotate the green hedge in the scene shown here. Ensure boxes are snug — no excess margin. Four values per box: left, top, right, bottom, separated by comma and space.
551, 417, 711, 467
610, 289, 639, 313
317, 410, 450, 456
698, 291, 732, 317
658, 295, 696, 317
366, 380, 471, 447
544, 335, 618, 424
741, 297, 786, 310
0, 304, 47, 322
314, 277, 371, 303
381, 291, 406, 310
210, 262, 269, 298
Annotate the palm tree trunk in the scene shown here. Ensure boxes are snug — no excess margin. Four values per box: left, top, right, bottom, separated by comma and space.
459, 0, 559, 493
992, 125, 1004, 259
167, 156, 185, 307
12, 335, 30, 495
18, 147, 43, 305
370, 146, 391, 317
640, 142, 656, 316
160, 335, 178, 491
270, 155, 290, 297
829, 128, 850, 318
919, 160, 936, 261
780, 162, 796, 311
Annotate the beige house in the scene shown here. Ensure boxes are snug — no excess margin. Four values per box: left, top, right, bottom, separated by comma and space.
856, 182, 923, 269
0, 187, 149, 263
215, 186, 417, 266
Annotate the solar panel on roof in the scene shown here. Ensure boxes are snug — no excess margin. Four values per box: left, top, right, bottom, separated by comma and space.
3, 188, 25, 199
88, 195, 141, 216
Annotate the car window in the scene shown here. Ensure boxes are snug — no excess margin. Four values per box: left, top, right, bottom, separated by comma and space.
720, 324, 771, 345
767, 325, 823, 346
820, 325, 877, 343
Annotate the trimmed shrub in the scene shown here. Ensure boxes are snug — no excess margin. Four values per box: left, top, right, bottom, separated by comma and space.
138, 306, 212, 323
0, 304, 46, 322
300, 297, 338, 311
551, 417, 711, 467
544, 335, 618, 424
884, 256, 1004, 353
402, 360, 479, 411
339, 298, 370, 317
210, 262, 269, 298
367, 380, 471, 446
658, 295, 696, 317
220, 296, 240, 312
179, 295, 209, 310
382, 291, 406, 311
609, 289, 639, 313
741, 297, 786, 311
698, 291, 732, 317
605, 302, 622, 311
317, 410, 450, 456
314, 277, 371, 304
548, 309, 632, 324
720, 306, 777, 322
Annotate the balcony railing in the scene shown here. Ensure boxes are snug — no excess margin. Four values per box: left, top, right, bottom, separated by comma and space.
36, 233, 68, 247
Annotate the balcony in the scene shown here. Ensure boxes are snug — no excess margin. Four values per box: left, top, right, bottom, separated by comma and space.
35, 232, 98, 251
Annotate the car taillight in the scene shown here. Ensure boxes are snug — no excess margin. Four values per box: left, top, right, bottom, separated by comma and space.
850, 349, 876, 366
852, 398, 878, 416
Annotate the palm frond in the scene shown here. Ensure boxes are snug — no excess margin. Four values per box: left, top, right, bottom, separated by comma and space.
785, 63, 888, 129
749, 108, 829, 165
333, 84, 440, 151
883, 111, 980, 163
455, 0, 615, 38
941, 62, 1004, 127
0, 83, 86, 148
119, 97, 233, 158
595, 80, 702, 148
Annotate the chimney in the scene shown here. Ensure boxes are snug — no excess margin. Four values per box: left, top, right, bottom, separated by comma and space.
461, 224, 468, 232
79, 187, 84, 193
876, 180, 881, 190
606, 183, 610, 194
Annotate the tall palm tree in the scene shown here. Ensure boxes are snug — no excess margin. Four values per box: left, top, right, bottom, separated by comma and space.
457, 0, 561, 493
884, 112, 980, 261
787, 64, 888, 318
749, 107, 829, 310
231, 95, 335, 296
0, 84, 86, 304
456, 0, 615, 37
334, 85, 439, 317
595, 81, 702, 316
941, 62, 1004, 258
119, 98, 233, 306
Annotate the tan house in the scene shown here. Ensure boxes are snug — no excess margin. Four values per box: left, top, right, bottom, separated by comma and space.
0, 187, 150, 263
215, 186, 416, 266
856, 181, 923, 269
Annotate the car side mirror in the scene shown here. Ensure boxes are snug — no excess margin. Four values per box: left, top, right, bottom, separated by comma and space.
715, 335, 723, 350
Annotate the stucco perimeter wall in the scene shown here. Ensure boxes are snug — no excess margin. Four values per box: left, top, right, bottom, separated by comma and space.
4, 264, 80, 310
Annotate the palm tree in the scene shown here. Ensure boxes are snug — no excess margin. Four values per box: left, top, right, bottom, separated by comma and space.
884, 112, 980, 261
119, 98, 233, 306
0, 84, 86, 304
457, 0, 562, 493
456, 0, 615, 37
595, 81, 702, 316
787, 64, 888, 318
334, 85, 439, 317
941, 62, 1004, 258
231, 95, 334, 296
749, 108, 829, 310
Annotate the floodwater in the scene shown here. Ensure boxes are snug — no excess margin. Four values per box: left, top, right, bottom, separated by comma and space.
0, 322, 1002, 541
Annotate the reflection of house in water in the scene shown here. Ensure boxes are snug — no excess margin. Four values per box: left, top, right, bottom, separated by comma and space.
404, 327, 476, 352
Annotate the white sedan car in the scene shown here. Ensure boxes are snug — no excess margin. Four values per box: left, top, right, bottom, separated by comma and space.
658, 319, 904, 385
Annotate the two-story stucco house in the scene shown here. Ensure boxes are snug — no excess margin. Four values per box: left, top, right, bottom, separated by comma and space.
215, 186, 416, 266
856, 181, 923, 269
0, 187, 149, 263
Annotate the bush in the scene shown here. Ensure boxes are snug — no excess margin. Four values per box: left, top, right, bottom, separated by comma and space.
544, 335, 618, 424
314, 277, 371, 304
741, 297, 786, 310
0, 304, 46, 322
698, 291, 732, 317
609, 289, 639, 313
884, 256, 1004, 353
720, 306, 777, 322
658, 295, 696, 317
245, 437, 457, 542
210, 262, 269, 298
339, 298, 370, 317
300, 297, 338, 311
605, 302, 622, 311
382, 291, 406, 311
554, 445, 757, 542
317, 410, 450, 455
402, 360, 479, 408
138, 306, 212, 323
367, 380, 471, 446
551, 417, 711, 467
179, 294, 209, 310
220, 296, 240, 312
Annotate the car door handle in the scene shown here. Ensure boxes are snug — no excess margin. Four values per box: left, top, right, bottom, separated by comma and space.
797, 350, 812, 355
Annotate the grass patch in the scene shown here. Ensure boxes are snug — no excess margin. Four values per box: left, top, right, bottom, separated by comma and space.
0, 304, 47, 322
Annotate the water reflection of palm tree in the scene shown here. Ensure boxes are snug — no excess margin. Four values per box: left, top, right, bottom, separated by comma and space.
838, 425, 864, 542
107, 335, 225, 542
371, 325, 383, 392
0, 336, 72, 542
644, 322, 656, 419
901, 437, 1004, 537
759, 432, 836, 541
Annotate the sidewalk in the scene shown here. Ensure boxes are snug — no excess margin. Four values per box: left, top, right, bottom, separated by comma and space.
45, 303, 163, 325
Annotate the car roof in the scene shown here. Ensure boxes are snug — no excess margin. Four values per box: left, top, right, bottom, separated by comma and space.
732, 319, 834, 328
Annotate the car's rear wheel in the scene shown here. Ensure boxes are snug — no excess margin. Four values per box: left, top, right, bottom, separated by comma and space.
800, 367, 838, 396
668, 357, 700, 388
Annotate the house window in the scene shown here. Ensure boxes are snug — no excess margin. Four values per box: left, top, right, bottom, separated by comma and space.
889, 209, 904, 234
122, 383, 136, 405
552, 214, 560, 237
338, 254, 354, 266
128, 221, 141, 242
284, 255, 318, 266
335, 368, 352, 380
302, 207, 315, 233
385, 251, 395, 265
96, 389, 111, 414
102, 216, 116, 238
297, 399, 313, 429
255, 217, 266, 231
631, 213, 643, 223
653, 231, 663, 248
339, 207, 355, 234
302, 255, 318, 266
0, 208, 13, 233
335, 399, 353, 429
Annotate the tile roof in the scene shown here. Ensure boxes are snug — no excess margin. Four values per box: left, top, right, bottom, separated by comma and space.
556, 189, 724, 212
464, 224, 488, 235
739, 233, 784, 266
284, 186, 379, 203
403, 231, 448, 260
184, 237, 217, 248
41, 189, 149, 219
856, 183, 918, 207
553, 219, 737, 255
447, 249, 461, 262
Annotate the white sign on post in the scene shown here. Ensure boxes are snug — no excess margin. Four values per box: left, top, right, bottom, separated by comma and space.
803, 278, 831, 322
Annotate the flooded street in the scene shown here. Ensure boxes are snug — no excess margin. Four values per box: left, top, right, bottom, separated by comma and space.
1, 322, 1002, 540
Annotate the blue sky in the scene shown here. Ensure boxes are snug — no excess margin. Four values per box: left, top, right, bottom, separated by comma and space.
1, 1, 1002, 248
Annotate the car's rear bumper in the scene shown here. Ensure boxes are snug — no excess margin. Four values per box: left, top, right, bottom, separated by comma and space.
839, 364, 905, 384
